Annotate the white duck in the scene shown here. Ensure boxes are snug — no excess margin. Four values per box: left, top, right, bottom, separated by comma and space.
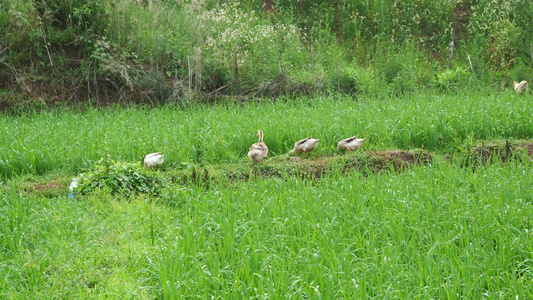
514, 80, 528, 94
144, 152, 164, 169
337, 136, 365, 153
248, 130, 268, 163
289, 136, 320, 156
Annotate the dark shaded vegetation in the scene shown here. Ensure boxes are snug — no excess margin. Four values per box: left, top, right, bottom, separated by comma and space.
1, 0, 532, 113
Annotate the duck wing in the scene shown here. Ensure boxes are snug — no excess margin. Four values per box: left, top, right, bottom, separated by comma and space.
145, 152, 161, 159
295, 137, 312, 146
342, 136, 358, 144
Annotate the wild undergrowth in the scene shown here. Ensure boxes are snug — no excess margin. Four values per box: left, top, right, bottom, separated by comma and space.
1, 0, 532, 109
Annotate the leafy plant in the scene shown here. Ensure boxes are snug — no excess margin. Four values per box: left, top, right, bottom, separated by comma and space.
380, 58, 404, 84
468, 0, 525, 72
77, 157, 166, 197
390, 64, 417, 94
197, 2, 305, 93
434, 67, 470, 90
332, 65, 378, 95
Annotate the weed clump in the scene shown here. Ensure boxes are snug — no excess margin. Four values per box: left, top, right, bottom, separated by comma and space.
77, 158, 166, 197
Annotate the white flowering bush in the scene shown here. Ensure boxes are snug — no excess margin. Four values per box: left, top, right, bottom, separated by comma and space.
468, 0, 531, 72
195, 2, 306, 92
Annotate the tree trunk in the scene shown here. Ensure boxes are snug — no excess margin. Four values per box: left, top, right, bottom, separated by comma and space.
262, 0, 275, 17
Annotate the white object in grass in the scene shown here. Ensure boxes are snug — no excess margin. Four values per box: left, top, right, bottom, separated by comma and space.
337, 136, 365, 152
248, 130, 268, 163
514, 80, 528, 94
144, 152, 164, 169
289, 137, 320, 156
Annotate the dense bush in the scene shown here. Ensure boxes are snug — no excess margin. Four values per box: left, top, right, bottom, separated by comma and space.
77, 158, 166, 197
433, 67, 471, 90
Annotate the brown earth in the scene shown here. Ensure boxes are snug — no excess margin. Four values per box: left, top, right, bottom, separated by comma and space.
461, 142, 533, 165
16, 179, 68, 198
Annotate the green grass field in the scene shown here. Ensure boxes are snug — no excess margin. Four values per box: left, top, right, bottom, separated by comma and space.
1, 90, 533, 179
1, 90, 533, 298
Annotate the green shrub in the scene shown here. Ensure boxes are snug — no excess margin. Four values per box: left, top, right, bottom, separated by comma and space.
90, 37, 141, 90
0, 90, 48, 115
77, 158, 166, 197
433, 67, 470, 90
377, 57, 418, 94
135, 70, 172, 104
330, 64, 378, 95
390, 64, 417, 94
380, 58, 404, 84
335, 66, 359, 94
2, 0, 533, 105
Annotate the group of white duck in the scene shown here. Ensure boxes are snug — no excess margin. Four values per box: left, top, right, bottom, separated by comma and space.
142, 80, 529, 168
142, 131, 365, 169
247, 130, 364, 163
245, 80, 527, 164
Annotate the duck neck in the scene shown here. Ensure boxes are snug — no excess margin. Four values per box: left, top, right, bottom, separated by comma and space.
258, 131, 264, 143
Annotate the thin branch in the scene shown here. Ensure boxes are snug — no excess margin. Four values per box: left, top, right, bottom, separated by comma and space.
467, 54, 473, 73
277, 56, 284, 77
336, 60, 340, 93
42, 34, 53, 67
278, 56, 286, 95
1, 61, 32, 93
187, 56, 192, 100
0, 47, 8, 58
234, 49, 240, 95
448, 28, 454, 69
207, 82, 233, 96
448, 41, 454, 69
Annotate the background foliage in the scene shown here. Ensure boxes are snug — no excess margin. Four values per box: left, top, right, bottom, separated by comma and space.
1, 0, 532, 111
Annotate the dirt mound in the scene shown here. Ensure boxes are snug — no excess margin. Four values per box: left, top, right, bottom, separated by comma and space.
365, 150, 432, 171
527, 143, 533, 156
212, 150, 434, 183
16, 180, 66, 198
453, 141, 533, 166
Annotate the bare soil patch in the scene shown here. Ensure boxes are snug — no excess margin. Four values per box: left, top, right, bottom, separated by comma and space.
17, 180, 67, 198
364, 150, 433, 171
451, 141, 533, 166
